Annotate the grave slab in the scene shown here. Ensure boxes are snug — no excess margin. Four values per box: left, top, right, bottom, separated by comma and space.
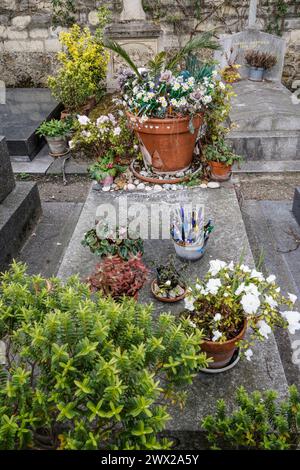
0, 136, 15, 202
11, 144, 54, 175
0, 88, 62, 160
228, 81, 300, 162
57, 184, 289, 448
292, 188, 300, 225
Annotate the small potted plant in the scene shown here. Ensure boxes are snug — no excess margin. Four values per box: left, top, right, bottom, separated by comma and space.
203, 139, 242, 182
36, 119, 69, 156
182, 259, 300, 370
151, 256, 186, 303
81, 225, 144, 261
88, 152, 118, 186
244, 50, 277, 82
87, 254, 148, 300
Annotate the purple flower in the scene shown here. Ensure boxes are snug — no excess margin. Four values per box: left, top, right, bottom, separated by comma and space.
159, 70, 173, 84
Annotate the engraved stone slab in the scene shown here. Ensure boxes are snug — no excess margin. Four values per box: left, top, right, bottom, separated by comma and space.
215, 29, 286, 82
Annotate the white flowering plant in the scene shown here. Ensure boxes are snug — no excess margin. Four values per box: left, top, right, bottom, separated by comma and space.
183, 260, 300, 358
120, 68, 217, 121
69, 108, 139, 162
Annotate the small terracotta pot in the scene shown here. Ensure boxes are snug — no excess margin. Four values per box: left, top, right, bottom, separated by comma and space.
151, 279, 186, 303
209, 161, 232, 182
201, 320, 247, 369
127, 112, 203, 174
100, 175, 114, 186
60, 110, 71, 120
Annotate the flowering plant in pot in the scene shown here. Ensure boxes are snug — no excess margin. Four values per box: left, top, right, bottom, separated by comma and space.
47, 23, 108, 115
88, 150, 123, 186
82, 225, 144, 261
105, 34, 220, 174
220, 47, 241, 84
182, 259, 300, 369
36, 119, 71, 155
203, 139, 242, 181
151, 256, 186, 303
87, 254, 149, 300
69, 110, 139, 165
244, 50, 277, 82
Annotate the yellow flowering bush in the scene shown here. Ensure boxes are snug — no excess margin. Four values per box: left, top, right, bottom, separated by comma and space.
48, 24, 109, 112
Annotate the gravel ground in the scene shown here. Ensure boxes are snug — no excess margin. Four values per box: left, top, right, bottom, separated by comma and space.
234, 174, 300, 201
16, 175, 91, 202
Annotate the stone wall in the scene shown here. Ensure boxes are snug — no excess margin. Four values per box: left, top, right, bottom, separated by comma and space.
0, 0, 299, 88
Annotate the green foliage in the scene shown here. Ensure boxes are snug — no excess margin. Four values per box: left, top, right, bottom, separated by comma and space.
266, 0, 288, 36
0, 261, 208, 450
202, 386, 300, 450
203, 139, 242, 166
81, 226, 144, 261
88, 151, 123, 181
50, 0, 76, 28
36, 119, 71, 138
48, 24, 109, 112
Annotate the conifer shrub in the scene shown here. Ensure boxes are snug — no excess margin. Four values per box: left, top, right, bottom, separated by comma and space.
0, 262, 208, 450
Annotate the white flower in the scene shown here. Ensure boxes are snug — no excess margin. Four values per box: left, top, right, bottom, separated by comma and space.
69, 140, 75, 149
213, 313, 222, 322
235, 283, 246, 296
188, 319, 197, 328
240, 264, 251, 273
77, 115, 90, 125
81, 130, 91, 138
165, 280, 171, 287
228, 261, 234, 270
250, 269, 265, 281
212, 70, 218, 77
206, 278, 222, 295
96, 115, 109, 126
149, 81, 155, 88
158, 96, 167, 107
136, 92, 143, 100
266, 274, 276, 284
245, 349, 253, 361
219, 81, 226, 90
140, 115, 149, 123
257, 320, 272, 339
245, 284, 260, 297
241, 292, 260, 315
281, 311, 300, 334
185, 297, 195, 312
187, 77, 195, 86
113, 126, 121, 136
173, 82, 181, 91
265, 295, 278, 309
170, 98, 178, 107
288, 293, 297, 304
202, 95, 212, 105
209, 260, 227, 276
118, 110, 124, 117
212, 330, 222, 342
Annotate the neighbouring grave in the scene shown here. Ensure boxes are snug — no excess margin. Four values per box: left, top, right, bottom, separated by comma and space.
0, 136, 41, 271
0, 88, 62, 161
57, 183, 289, 448
293, 188, 300, 226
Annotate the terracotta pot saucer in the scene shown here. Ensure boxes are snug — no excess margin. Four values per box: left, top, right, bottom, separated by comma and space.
130, 159, 202, 185
151, 280, 186, 303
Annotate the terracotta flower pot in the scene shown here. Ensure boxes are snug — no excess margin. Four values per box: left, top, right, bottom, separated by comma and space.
209, 161, 232, 182
127, 112, 203, 174
151, 279, 186, 303
100, 175, 114, 186
201, 320, 247, 369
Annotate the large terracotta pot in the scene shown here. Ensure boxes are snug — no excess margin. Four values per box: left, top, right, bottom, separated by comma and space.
127, 112, 203, 174
201, 320, 247, 369
209, 161, 232, 182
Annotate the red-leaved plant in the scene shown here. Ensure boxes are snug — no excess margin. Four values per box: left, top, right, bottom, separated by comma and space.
87, 254, 148, 300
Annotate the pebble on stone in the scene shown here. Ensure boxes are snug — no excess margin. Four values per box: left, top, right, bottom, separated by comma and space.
207, 182, 220, 189
137, 183, 145, 190
102, 185, 111, 192
127, 183, 136, 191
200, 183, 208, 189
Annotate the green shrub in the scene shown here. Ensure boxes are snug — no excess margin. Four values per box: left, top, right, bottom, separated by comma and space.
0, 262, 208, 450
202, 386, 300, 450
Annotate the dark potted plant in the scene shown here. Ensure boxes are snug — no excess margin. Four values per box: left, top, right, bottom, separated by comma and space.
105, 34, 220, 174
36, 119, 70, 156
203, 139, 242, 181
81, 225, 144, 260
87, 254, 149, 300
182, 259, 300, 370
244, 50, 277, 82
151, 256, 186, 303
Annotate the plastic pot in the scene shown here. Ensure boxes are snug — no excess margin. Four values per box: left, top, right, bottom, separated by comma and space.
248, 66, 264, 82
45, 136, 67, 156
127, 112, 203, 174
